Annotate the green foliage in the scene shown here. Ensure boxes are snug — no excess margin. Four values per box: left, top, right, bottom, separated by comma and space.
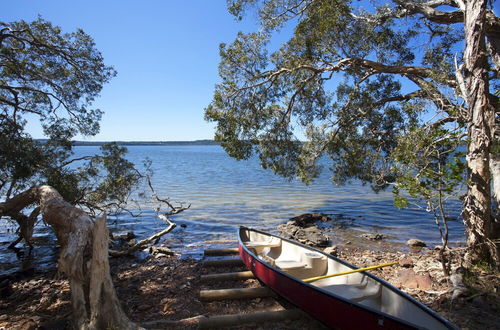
206, 0, 477, 196
392, 127, 466, 203
0, 18, 141, 213
86, 143, 142, 208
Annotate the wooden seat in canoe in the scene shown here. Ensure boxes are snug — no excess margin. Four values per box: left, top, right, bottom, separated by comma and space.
275, 260, 307, 270
245, 241, 281, 255
315, 282, 382, 303
245, 241, 281, 248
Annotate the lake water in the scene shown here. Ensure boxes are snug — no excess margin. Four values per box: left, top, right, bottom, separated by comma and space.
0, 145, 466, 273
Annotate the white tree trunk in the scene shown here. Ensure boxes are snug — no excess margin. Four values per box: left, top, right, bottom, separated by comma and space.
0, 186, 141, 329
461, 0, 499, 268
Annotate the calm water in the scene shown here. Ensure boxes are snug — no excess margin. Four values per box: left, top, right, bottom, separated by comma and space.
0, 145, 466, 273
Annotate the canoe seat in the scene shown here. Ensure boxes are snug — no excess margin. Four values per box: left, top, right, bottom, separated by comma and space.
245, 241, 281, 248
317, 282, 382, 303
275, 260, 308, 270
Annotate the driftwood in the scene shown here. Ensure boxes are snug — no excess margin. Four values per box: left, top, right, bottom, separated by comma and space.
450, 268, 468, 301
199, 287, 275, 301
0, 186, 141, 329
200, 271, 255, 282
140, 309, 307, 329
110, 214, 176, 257
204, 248, 239, 256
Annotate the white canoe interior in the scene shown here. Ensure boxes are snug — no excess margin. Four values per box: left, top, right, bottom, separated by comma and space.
241, 228, 450, 330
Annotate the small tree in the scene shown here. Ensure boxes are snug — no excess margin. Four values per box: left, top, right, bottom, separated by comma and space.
0, 18, 170, 329
206, 0, 499, 269
393, 127, 466, 276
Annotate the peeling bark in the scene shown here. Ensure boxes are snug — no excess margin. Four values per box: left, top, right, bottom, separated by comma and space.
460, 0, 499, 268
0, 186, 141, 329
492, 157, 500, 205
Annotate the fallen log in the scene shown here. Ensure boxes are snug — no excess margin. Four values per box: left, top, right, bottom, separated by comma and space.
202, 258, 243, 267
204, 248, 239, 256
199, 287, 275, 301
140, 309, 307, 329
200, 271, 254, 282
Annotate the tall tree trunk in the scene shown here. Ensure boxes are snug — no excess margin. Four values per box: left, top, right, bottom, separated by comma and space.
461, 0, 499, 268
0, 186, 141, 329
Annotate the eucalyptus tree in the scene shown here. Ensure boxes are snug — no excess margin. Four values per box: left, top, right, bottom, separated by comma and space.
0, 18, 146, 328
206, 0, 499, 268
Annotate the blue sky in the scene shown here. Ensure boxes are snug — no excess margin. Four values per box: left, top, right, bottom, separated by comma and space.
2, 1, 260, 141
4, 2, 498, 141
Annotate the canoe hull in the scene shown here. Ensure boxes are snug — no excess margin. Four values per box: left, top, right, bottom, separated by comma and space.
239, 244, 415, 329
238, 227, 456, 330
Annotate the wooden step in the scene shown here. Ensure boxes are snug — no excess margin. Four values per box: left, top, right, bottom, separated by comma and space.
200, 271, 255, 282
202, 258, 243, 267
140, 309, 308, 329
200, 271, 254, 282
197, 309, 307, 329
204, 248, 239, 256
199, 287, 275, 301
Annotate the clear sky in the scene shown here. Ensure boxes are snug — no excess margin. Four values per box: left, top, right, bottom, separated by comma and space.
2, 1, 260, 141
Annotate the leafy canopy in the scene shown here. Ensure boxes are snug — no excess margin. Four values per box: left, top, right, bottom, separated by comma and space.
206, 0, 497, 199
0, 18, 139, 210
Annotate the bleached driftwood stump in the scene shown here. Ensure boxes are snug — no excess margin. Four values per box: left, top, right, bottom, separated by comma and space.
0, 186, 141, 329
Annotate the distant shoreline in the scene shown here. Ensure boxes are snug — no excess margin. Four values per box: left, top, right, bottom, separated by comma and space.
36, 139, 220, 146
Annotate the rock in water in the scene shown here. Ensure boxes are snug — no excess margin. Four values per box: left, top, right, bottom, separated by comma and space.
289, 213, 332, 227
295, 226, 329, 247
278, 222, 329, 247
361, 233, 385, 241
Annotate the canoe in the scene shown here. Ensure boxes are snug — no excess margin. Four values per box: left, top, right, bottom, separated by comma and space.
238, 227, 457, 330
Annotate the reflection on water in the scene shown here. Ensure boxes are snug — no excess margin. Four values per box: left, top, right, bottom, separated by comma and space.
0, 145, 466, 273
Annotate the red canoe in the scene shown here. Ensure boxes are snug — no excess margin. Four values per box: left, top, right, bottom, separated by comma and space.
238, 227, 457, 329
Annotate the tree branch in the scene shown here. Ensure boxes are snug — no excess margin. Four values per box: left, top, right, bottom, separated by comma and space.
373, 90, 426, 106
109, 214, 176, 257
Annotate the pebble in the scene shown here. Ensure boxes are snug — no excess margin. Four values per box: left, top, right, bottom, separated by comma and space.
407, 239, 426, 247
399, 257, 414, 268
323, 246, 338, 256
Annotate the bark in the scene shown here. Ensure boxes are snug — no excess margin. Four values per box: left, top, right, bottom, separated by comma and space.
460, 0, 499, 268
492, 157, 500, 205
0, 186, 141, 329
88, 216, 139, 329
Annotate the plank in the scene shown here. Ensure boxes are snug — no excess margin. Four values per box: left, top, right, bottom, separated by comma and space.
200, 271, 255, 282
198, 309, 307, 328
202, 258, 243, 267
139, 309, 308, 329
199, 287, 275, 301
204, 248, 239, 256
